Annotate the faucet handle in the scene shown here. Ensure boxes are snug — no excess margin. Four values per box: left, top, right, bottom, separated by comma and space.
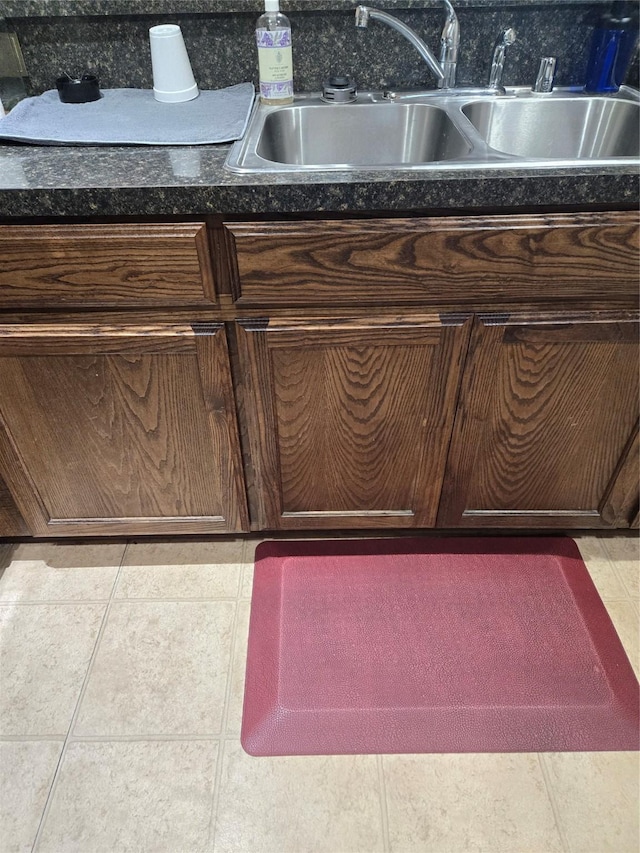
533, 56, 556, 93
488, 27, 516, 92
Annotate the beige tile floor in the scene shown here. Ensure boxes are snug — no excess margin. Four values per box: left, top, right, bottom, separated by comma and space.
0, 533, 638, 853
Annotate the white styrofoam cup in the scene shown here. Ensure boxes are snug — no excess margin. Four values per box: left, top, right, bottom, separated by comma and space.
149, 24, 199, 103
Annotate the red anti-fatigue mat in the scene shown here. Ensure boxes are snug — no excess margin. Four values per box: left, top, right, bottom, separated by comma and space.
242, 537, 639, 755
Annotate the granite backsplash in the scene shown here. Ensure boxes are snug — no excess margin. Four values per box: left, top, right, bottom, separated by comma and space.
3, 1, 638, 99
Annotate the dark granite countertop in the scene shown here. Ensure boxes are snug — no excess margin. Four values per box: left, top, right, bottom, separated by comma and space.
2, 1, 614, 18
0, 137, 637, 219
1, 0, 636, 219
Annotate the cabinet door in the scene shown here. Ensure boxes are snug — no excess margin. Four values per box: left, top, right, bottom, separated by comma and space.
0, 323, 248, 536
236, 315, 471, 529
438, 313, 639, 528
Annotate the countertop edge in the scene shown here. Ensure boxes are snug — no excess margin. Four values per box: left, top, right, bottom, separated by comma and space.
1, 171, 638, 218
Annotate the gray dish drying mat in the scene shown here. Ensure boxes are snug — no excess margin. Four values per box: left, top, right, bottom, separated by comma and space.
0, 83, 255, 145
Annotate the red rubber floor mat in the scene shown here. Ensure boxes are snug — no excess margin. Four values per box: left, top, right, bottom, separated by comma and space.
242, 537, 639, 755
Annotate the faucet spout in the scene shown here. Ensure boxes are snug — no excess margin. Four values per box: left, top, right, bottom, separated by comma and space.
439, 0, 460, 89
355, 5, 446, 86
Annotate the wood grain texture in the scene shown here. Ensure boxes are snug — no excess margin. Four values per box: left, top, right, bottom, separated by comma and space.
236, 314, 471, 529
0, 403, 84, 537
600, 427, 640, 527
0, 223, 216, 307
0, 323, 247, 536
226, 211, 640, 306
0, 323, 197, 355
2, 211, 637, 538
209, 219, 241, 299
0, 469, 29, 536
193, 327, 249, 532
438, 312, 640, 529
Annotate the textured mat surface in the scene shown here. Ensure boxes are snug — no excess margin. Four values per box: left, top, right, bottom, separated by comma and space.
0, 84, 254, 145
242, 537, 639, 755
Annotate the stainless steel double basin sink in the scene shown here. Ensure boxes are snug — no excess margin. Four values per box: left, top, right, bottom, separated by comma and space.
225, 86, 640, 173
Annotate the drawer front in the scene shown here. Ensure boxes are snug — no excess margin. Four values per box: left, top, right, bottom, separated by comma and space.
225, 212, 640, 306
0, 223, 216, 307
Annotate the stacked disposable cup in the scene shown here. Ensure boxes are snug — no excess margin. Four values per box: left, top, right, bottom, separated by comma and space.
149, 24, 199, 103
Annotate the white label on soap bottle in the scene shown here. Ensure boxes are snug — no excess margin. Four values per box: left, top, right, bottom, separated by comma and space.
256, 27, 293, 100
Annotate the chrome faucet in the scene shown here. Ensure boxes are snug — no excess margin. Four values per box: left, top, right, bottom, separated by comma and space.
355, 3, 459, 90
439, 0, 460, 89
488, 27, 516, 93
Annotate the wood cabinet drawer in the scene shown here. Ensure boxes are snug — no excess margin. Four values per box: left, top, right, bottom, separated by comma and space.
225, 212, 640, 307
0, 223, 216, 307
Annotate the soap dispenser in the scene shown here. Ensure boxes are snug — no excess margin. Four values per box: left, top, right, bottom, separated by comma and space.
255, 0, 294, 105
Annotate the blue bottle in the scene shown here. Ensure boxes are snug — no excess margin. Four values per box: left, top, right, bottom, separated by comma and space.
585, 9, 639, 93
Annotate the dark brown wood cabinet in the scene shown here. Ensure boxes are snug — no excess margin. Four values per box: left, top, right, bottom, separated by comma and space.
0, 470, 28, 536
438, 312, 639, 529
0, 210, 638, 537
225, 211, 639, 307
228, 211, 638, 532
0, 322, 248, 536
235, 314, 471, 529
0, 223, 216, 308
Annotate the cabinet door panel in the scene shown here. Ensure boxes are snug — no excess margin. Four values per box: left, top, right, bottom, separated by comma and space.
236, 315, 471, 529
0, 324, 247, 536
439, 313, 640, 528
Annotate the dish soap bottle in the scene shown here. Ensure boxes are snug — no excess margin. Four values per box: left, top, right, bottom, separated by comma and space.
256, 0, 294, 105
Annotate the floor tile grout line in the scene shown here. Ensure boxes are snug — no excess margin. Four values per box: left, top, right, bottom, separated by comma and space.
238, 563, 245, 601
207, 739, 227, 851
204, 538, 254, 848
587, 596, 637, 604
36, 591, 635, 605
0, 598, 112, 606
581, 558, 638, 611
599, 538, 637, 601
0, 735, 66, 743
8, 592, 635, 606
111, 540, 129, 598
29, 543, 128, 853
65, 733, 226, 743
376, 755, 391, 853
537, 753, 572, 853
238, 539, 248, 600
574, 535, 631, 603
6, 733, 429, 744
206, 591, 243, 850
108, 595, 242, 603
601, 596, 639, 674
240, 538, 251, 600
